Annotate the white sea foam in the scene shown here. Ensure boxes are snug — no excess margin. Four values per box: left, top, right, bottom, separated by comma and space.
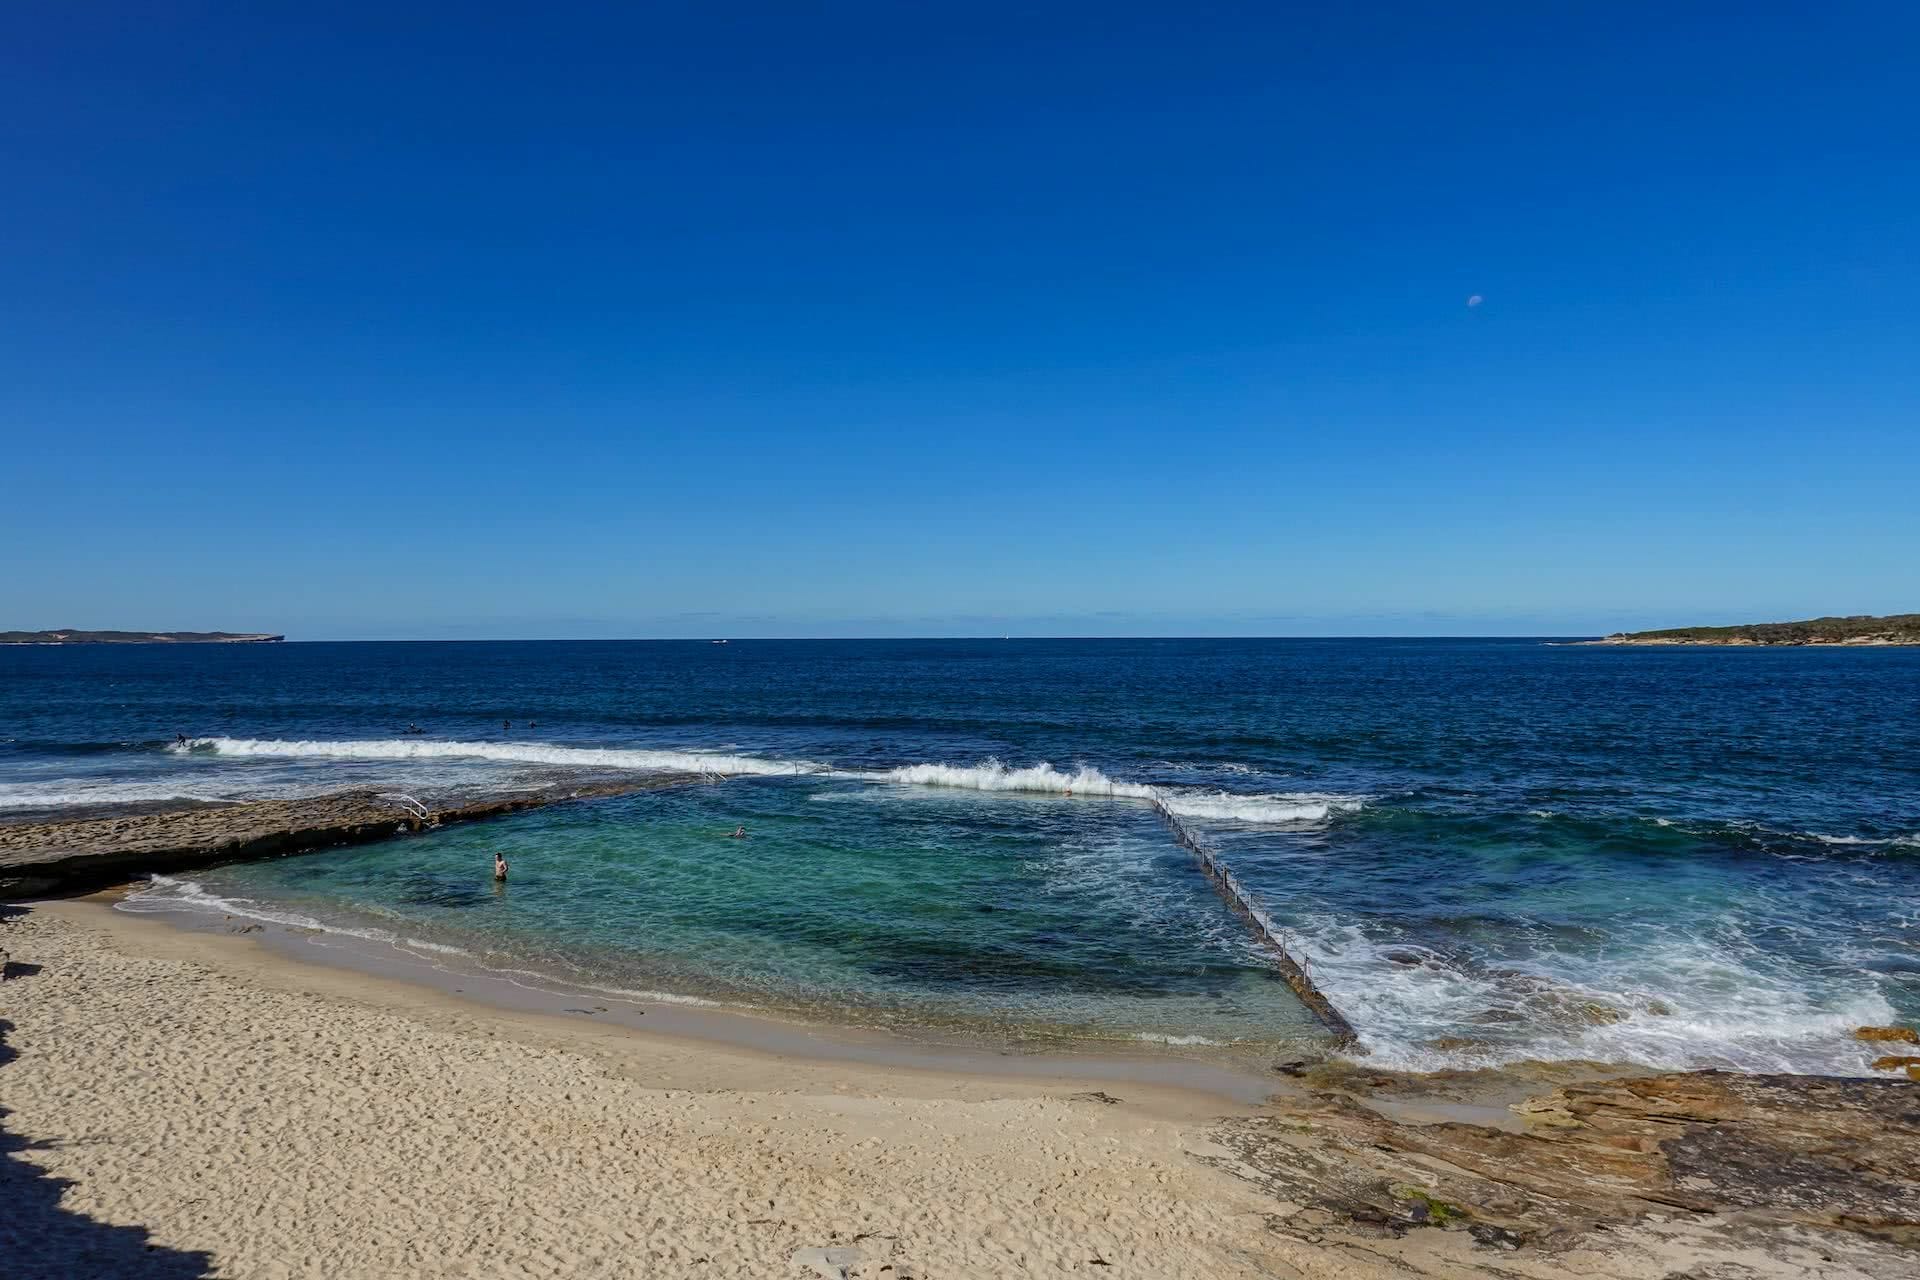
119, 876, 721, 1006
1160, 791, 1361, 824
120, 874, 380, 939
121, 878, 475, 967
470, 965, 723, 1009
544, 978, 723, 1008
1129, 1032, 1224, 1046
1803, 831, 1918, 848
1147, 760, 1262, 777
47, 737, 1357, 829
858, 759, 1363, 825
402, 938, 473, 957
175, 736, 826, 777
0, 786, 201, 809
1280, 912, 1898, 1077
864, 760, 1161, 798
0, 778, 315, 809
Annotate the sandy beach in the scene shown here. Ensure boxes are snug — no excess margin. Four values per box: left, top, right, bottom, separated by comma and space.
0, 899, 1300, 1279
5, 898, 1912, 1280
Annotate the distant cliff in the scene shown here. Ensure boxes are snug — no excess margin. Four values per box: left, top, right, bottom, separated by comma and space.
0, 630, 285, 645
1592, 614, 1920, 646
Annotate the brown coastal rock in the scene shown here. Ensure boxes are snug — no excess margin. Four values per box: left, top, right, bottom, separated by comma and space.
1205, 1070, 1920, 1251
1855, 1025, 1920, 1044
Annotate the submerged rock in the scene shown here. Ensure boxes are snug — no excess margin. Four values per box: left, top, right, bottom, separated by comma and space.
1468, 1007, 1525, 1024
1573, 1001, 1625, 1025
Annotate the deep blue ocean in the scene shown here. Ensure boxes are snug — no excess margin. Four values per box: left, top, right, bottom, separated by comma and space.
4, 638, 1916, 1072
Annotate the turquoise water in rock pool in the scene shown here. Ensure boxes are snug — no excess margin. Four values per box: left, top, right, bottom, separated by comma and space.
3, 638, 1916, 1072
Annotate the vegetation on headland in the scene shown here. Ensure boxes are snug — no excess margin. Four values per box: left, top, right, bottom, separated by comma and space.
1595, 613, 1920, 646
0, 630, 284, 645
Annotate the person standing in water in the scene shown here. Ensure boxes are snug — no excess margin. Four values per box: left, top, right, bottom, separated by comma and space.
493, 852, 509, 882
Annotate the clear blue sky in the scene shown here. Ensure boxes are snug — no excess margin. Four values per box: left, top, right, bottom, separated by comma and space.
4, 4, 1915, 638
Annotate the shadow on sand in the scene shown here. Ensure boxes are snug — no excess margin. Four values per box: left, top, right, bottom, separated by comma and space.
1, 904, 216, 1278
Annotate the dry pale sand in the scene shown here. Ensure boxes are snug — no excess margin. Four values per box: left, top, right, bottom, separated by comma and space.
1, 901, 1899, 1279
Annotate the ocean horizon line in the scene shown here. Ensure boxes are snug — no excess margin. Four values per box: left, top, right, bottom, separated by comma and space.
10, 632, 1615, 644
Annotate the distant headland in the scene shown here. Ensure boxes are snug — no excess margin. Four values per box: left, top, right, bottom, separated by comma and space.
0, 630, 285, 645
1588, 613, 1920, 647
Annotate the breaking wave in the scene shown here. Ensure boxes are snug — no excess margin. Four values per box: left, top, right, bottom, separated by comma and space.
172, 736, 826, 778
857, 760, 1363, 824
1161, 791, 1363, 825
1281, 913, 1899, 1076
865, 760, 1158, 799
0, 785, 206, 810
1806, 831, 1920, 850
166, 739, 1363, 826
0, 779, 315, 809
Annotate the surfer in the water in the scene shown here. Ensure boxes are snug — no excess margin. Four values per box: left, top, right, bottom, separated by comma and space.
493, 852, 509, 881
